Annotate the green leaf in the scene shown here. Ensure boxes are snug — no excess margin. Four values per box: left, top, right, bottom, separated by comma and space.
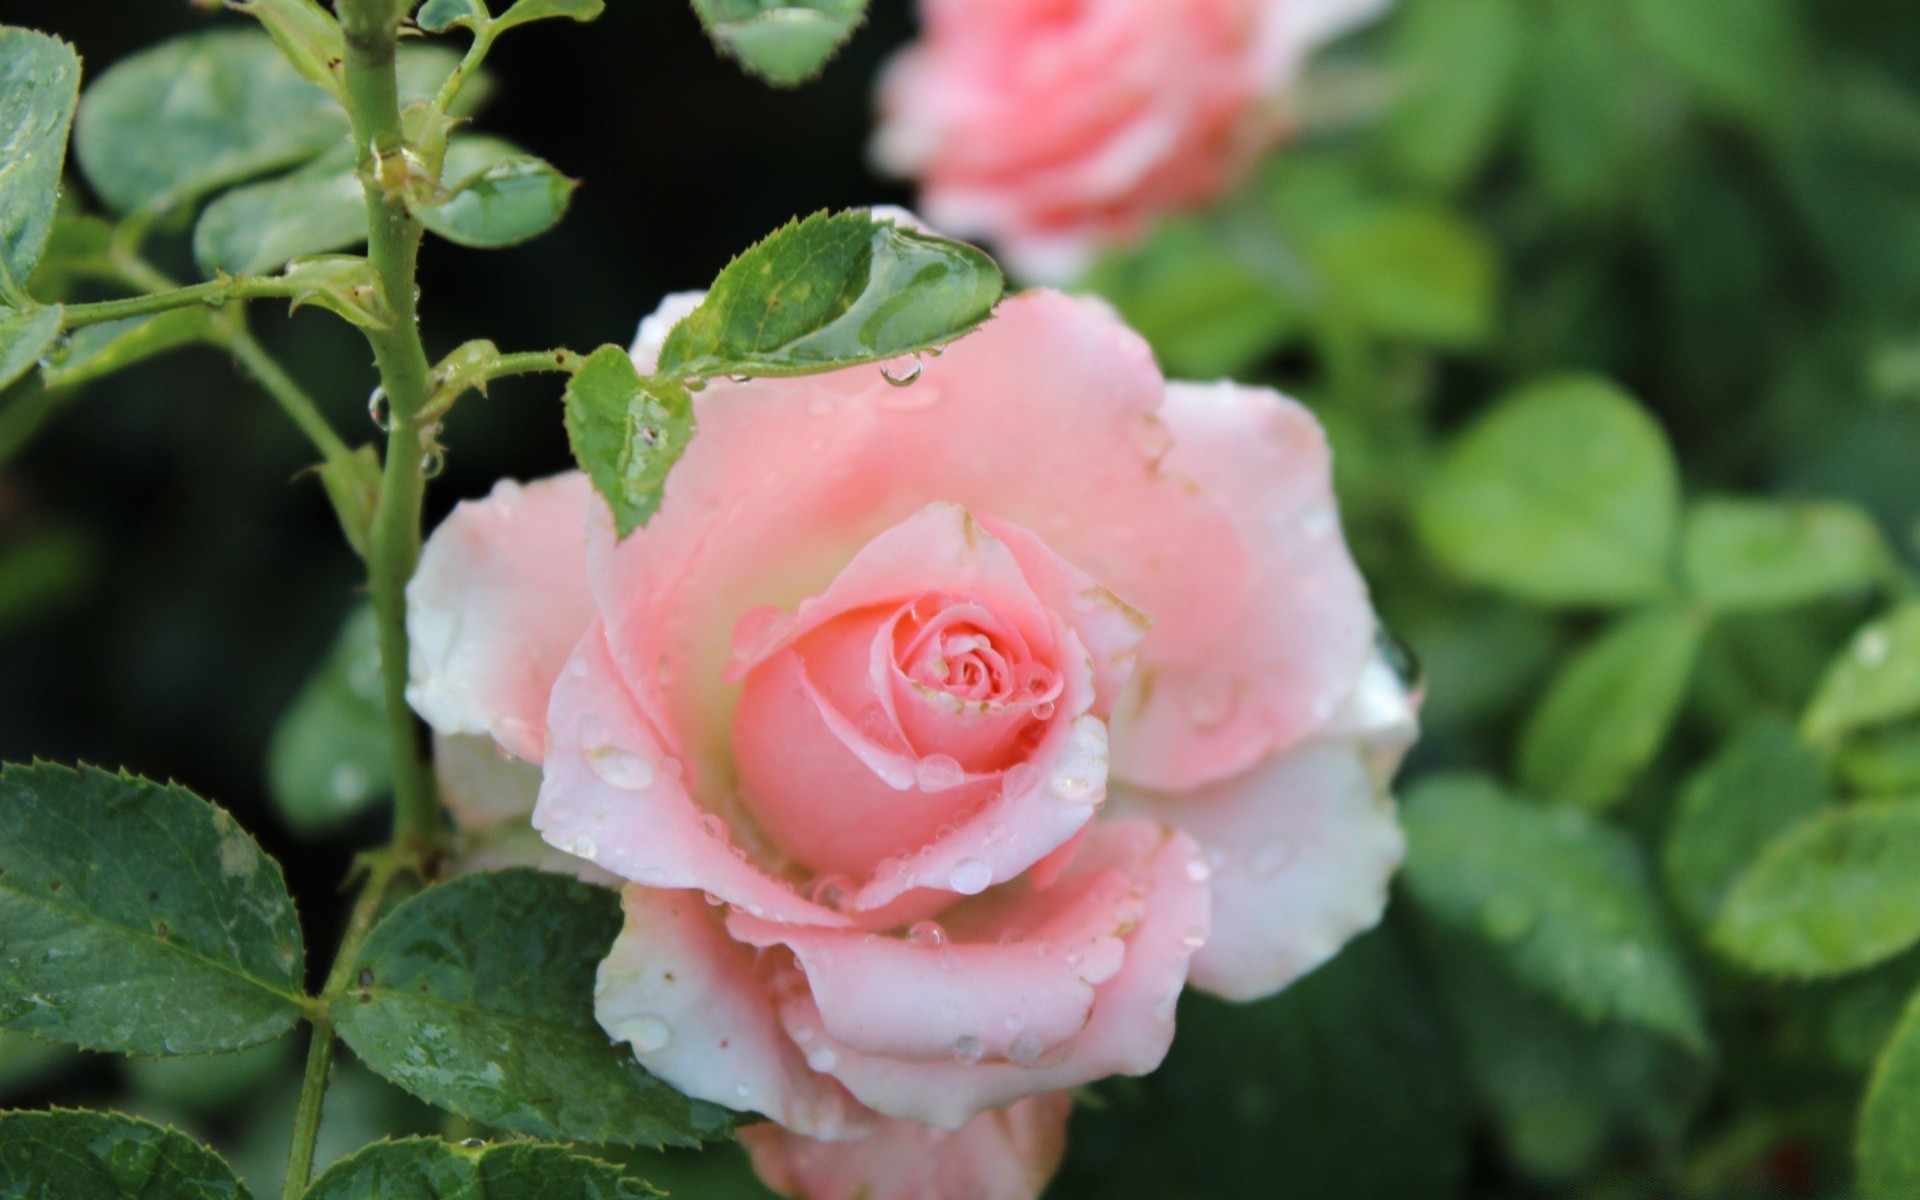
41, 308, 216, 393
1861, 986, 1920, 1194
0, 306, 63, 394
1804, 604, 1920, 746
73, 28, 344, 215
1662, 718, 1834, 933
1381, 0, 1525, 192
498, 0, 608, 30
0, 762, 306, 1054
1841, 724, 1920, 797
334, 869, 733, 1147
306, 1138, 659, 1200
563, 346, 695, 538
267, 605, 389, 835
0, 28, 81, 296
415, 155, 577, 249
0, 1109, 253, 1200
691, 0, 869, 88
1626, 0, 1799, 125
1516, 608, 1704, 809
656, 209, 1003, 381
231, 0, 349, 100
1713, 802, 1920, 978
1682, 497, 1886, 612
26, 202, 115, 301
1416, 375, 1680, 606
280, 255, 388, 329
1309, 204, 1499, 347
418, 0, 492, 33
1401, 774, 1707, 1050
318, 443, 384, 558
193, 146, 363, 277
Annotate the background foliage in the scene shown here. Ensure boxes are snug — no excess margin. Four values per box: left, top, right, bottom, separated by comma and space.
5, 0, 1920, 1197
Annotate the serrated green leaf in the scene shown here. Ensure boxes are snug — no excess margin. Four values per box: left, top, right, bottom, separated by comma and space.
334, 869, 732, 1147
267, 605, 390, 835
1804, 604, 1920, 746
193, 145, 363, 277
25, 202, 114, 301
1382, 0, 1524, 192
1402, 774, 1707, 1051
0, 762, 305, 1054
1713, 802, 1920, 978
498, 0, 607, 30
1308, 204, 1499, 347
1682, 497, 1886, 612
416, 155, 576, 249
418, 0, 491, 33
1517, 607, 1703, 809
1663, 718, 1834, 932
1416, 375, 1680, 606
74, 29, 344, 216
41, 308, 215, 393
659, 210, 1002, 381
0, 306, 63, 394
0, 28, 81, 297
691, 0, 867, 87
1861, 986, 1920, 1194
564, 345, 694, 538
306, 1138, 660, 1200
0, 1109, 252, 1200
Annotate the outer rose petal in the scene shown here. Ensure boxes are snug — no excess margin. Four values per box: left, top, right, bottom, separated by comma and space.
596, 886, 874, 1140
407, 473, 598, 761
537, 620, 853, 927
432, 732, 541, 832
740, 1093, 1071, 1200
1113, 651, 1416, 1002
1111, 380, 1375, 792
774, 820, 1210, 1129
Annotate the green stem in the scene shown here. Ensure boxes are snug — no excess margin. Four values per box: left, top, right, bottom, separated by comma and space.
430, 23, 498, 123
341, 0, 441, 852
61, 277, 302, 328
214, 321, 357, 466
481, 347, 583, 383
282, 1021, 335, 1200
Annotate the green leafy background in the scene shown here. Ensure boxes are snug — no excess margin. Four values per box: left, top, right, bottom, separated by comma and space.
4, 0, 1920, 1197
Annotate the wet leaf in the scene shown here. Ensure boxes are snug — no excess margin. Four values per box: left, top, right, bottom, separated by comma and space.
1402, 774, 1707, 1051
193, 145, 364, 277
267, 605, 390, 835
1713, 802, 1920, 978
1662, 718, 1834, 932
1803, 603, 1920, 746
0, 306, 63, 394
415, 155, 576, 249
0, 27, 81, 295
0, 1109, 252, 1200
690, 0, 868, 88
305, 1138, 659, 1200
0, 762, 306, 1055
1516, 607, 1703, 809
498, 0, 607, 30
1861, 986, 1920, 1194
333, 869, 733, 1147
564, 345, 694, 538
655, 209, 1002, 381
41, 308, 215, 393
1417, 375, 1680, 607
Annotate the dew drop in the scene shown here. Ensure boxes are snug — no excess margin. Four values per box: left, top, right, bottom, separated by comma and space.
699, 813, 731, 843
1859, 630, 1891, 666
734, 1083, 753, 1099
952, 1035, 984, 1065
811, 875, 854, 911
586, 745, 654, 790
367, 387, 391, 431
570, 835, 598, 860
1002, 763, 1042, 798
914, 754, 966, 793
1007, 1030, 1044, 1065
620, 1015, 673, 1053
1180, 925, 1209, 949
1049, 770, 1099, 805
420, 446, 445, 478
805, 1045, 838, 1072
329, 761, 368, 802
1185, 855, 1212, 883
703, 891, 726, 907
907, 920, 948, 949
949, 858, 992, 895
880, 355, 923, 387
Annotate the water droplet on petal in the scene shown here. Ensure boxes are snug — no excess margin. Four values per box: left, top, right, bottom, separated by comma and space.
949, 858, 992, 895
914, 754, 966, 792
699, 813, 731, 843
1185, 855, 1212, 883
1181, 925, 1208, 949
805, 1045, 838, 1072
907, 920, 948, 949
569, 835, 598, 860
1002, 763, 1041, 798
620, 1015, 673, 1053
880, 355, 923, 387
1007, 1030, 1044, 1064
952, 1035, 984, 1064
810, 875, 854, 911
586, 745, 654, 790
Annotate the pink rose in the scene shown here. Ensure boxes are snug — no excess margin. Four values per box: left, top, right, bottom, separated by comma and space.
407, 288, 1415, 1199
872, 0, 1390, 282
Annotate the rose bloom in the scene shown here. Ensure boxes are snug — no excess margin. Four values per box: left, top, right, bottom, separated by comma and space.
408, 286, 1416, 1200
872, 0, 1389, 282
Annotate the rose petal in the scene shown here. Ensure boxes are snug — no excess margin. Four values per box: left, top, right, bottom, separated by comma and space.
596, 886, 874, 1140
432, 732, 542, 833
1114, 651, 1416, 1002
776, 819, 1210, 1129
740, 1093, 1071, 1200
1110, 380, 1376, 792
537, 621, 853, 927
407, 473, 599, 761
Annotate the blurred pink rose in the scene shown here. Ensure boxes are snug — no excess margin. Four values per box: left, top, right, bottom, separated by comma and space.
873, 0, 1388, 282
408, 287, 1415, 1199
